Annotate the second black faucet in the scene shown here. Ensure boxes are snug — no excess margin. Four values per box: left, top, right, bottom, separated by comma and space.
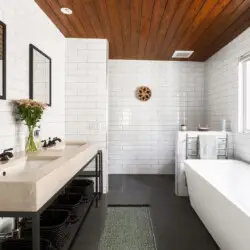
41, 137, 62, 148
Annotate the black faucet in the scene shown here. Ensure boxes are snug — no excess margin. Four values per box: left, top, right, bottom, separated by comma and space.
41, 140, 48, 148
52, 137, 62, 143
0, 148, 14, 161
47, 137, 56, 147
41, 138, 55, 148
41, 137, 62, 148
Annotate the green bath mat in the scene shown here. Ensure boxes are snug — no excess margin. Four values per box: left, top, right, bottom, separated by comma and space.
98, 206, 157, 250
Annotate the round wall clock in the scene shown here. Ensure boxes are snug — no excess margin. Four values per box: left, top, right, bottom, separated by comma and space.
136, 86, 152, 101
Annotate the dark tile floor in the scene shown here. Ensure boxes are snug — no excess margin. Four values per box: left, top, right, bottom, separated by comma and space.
71, 175, 219, 250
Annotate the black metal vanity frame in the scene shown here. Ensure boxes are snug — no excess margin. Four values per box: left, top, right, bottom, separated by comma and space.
0, 150, 103, 250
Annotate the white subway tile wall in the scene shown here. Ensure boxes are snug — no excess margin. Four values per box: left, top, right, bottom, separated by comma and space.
0, 0, 65, 153
65, 38, 109, 193
205, 26, 250, 162
0, 0, 65, 230
108, 60, 205, 174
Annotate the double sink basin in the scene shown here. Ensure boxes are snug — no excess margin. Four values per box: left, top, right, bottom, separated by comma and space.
0, 141, 98, 212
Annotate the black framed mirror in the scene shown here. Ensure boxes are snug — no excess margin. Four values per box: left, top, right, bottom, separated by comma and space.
0, 21, 6, 100
29, 44, 51, 106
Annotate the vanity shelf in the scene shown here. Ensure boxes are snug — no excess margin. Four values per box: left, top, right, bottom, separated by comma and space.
0, 150, 103, 250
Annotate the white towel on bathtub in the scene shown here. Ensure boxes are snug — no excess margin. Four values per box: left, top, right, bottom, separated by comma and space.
199, 134, 218, 159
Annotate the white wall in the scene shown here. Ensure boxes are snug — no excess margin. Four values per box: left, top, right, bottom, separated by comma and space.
108, 60, 204, 174
65, 38, 109, 192
0, 0, 65, 231
205, 27, 250, 162
0, 0, 65, 153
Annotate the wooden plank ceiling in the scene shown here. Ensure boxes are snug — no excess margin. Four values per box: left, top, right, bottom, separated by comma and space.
35, 0, 250, 61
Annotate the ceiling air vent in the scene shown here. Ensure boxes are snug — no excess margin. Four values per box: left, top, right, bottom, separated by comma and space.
172, 50, 194, 59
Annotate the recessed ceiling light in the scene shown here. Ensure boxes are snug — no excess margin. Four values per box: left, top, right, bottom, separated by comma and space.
60, 7, 73, 15
172, 50, 194, 59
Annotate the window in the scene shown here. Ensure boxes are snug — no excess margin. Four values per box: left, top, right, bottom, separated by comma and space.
239, 53, 250, 132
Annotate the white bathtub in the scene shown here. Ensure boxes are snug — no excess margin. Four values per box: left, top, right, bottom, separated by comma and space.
185, 160, 250, 250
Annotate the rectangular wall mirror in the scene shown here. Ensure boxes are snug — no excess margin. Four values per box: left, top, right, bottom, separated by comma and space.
29, 44, 51, 106
0, 21, 6, 100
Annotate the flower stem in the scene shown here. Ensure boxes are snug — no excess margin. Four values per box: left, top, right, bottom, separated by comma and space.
26, 126, 38, 152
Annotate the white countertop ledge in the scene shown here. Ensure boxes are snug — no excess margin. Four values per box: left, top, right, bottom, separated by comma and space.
0, 142, 98, 212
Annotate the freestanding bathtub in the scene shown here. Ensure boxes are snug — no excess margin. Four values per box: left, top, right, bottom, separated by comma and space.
185, 160, 250, 250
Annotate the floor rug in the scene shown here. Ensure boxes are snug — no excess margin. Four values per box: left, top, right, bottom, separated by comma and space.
98, 206, 157, 250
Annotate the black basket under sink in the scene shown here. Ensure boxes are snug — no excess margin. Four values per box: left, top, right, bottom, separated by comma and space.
68, 179, 94, 199
51, 193, 90, 219
20, 209, 77, 249
1, 238, 55, 250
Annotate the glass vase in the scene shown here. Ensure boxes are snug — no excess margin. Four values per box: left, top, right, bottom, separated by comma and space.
26, 126, 38, 153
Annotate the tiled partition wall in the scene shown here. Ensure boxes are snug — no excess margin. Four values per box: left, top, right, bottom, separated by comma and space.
65, 38, 109, 193
0, 0, 65, 230
205, 26, 250, 161
108, 60, 204, 174
0, 0, 65, 153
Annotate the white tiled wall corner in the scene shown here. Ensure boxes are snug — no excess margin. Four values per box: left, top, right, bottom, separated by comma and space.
205, 26, 250, 162
0, 0, 65, 231
108, 60, 205, 174
65, 38, 109, 193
